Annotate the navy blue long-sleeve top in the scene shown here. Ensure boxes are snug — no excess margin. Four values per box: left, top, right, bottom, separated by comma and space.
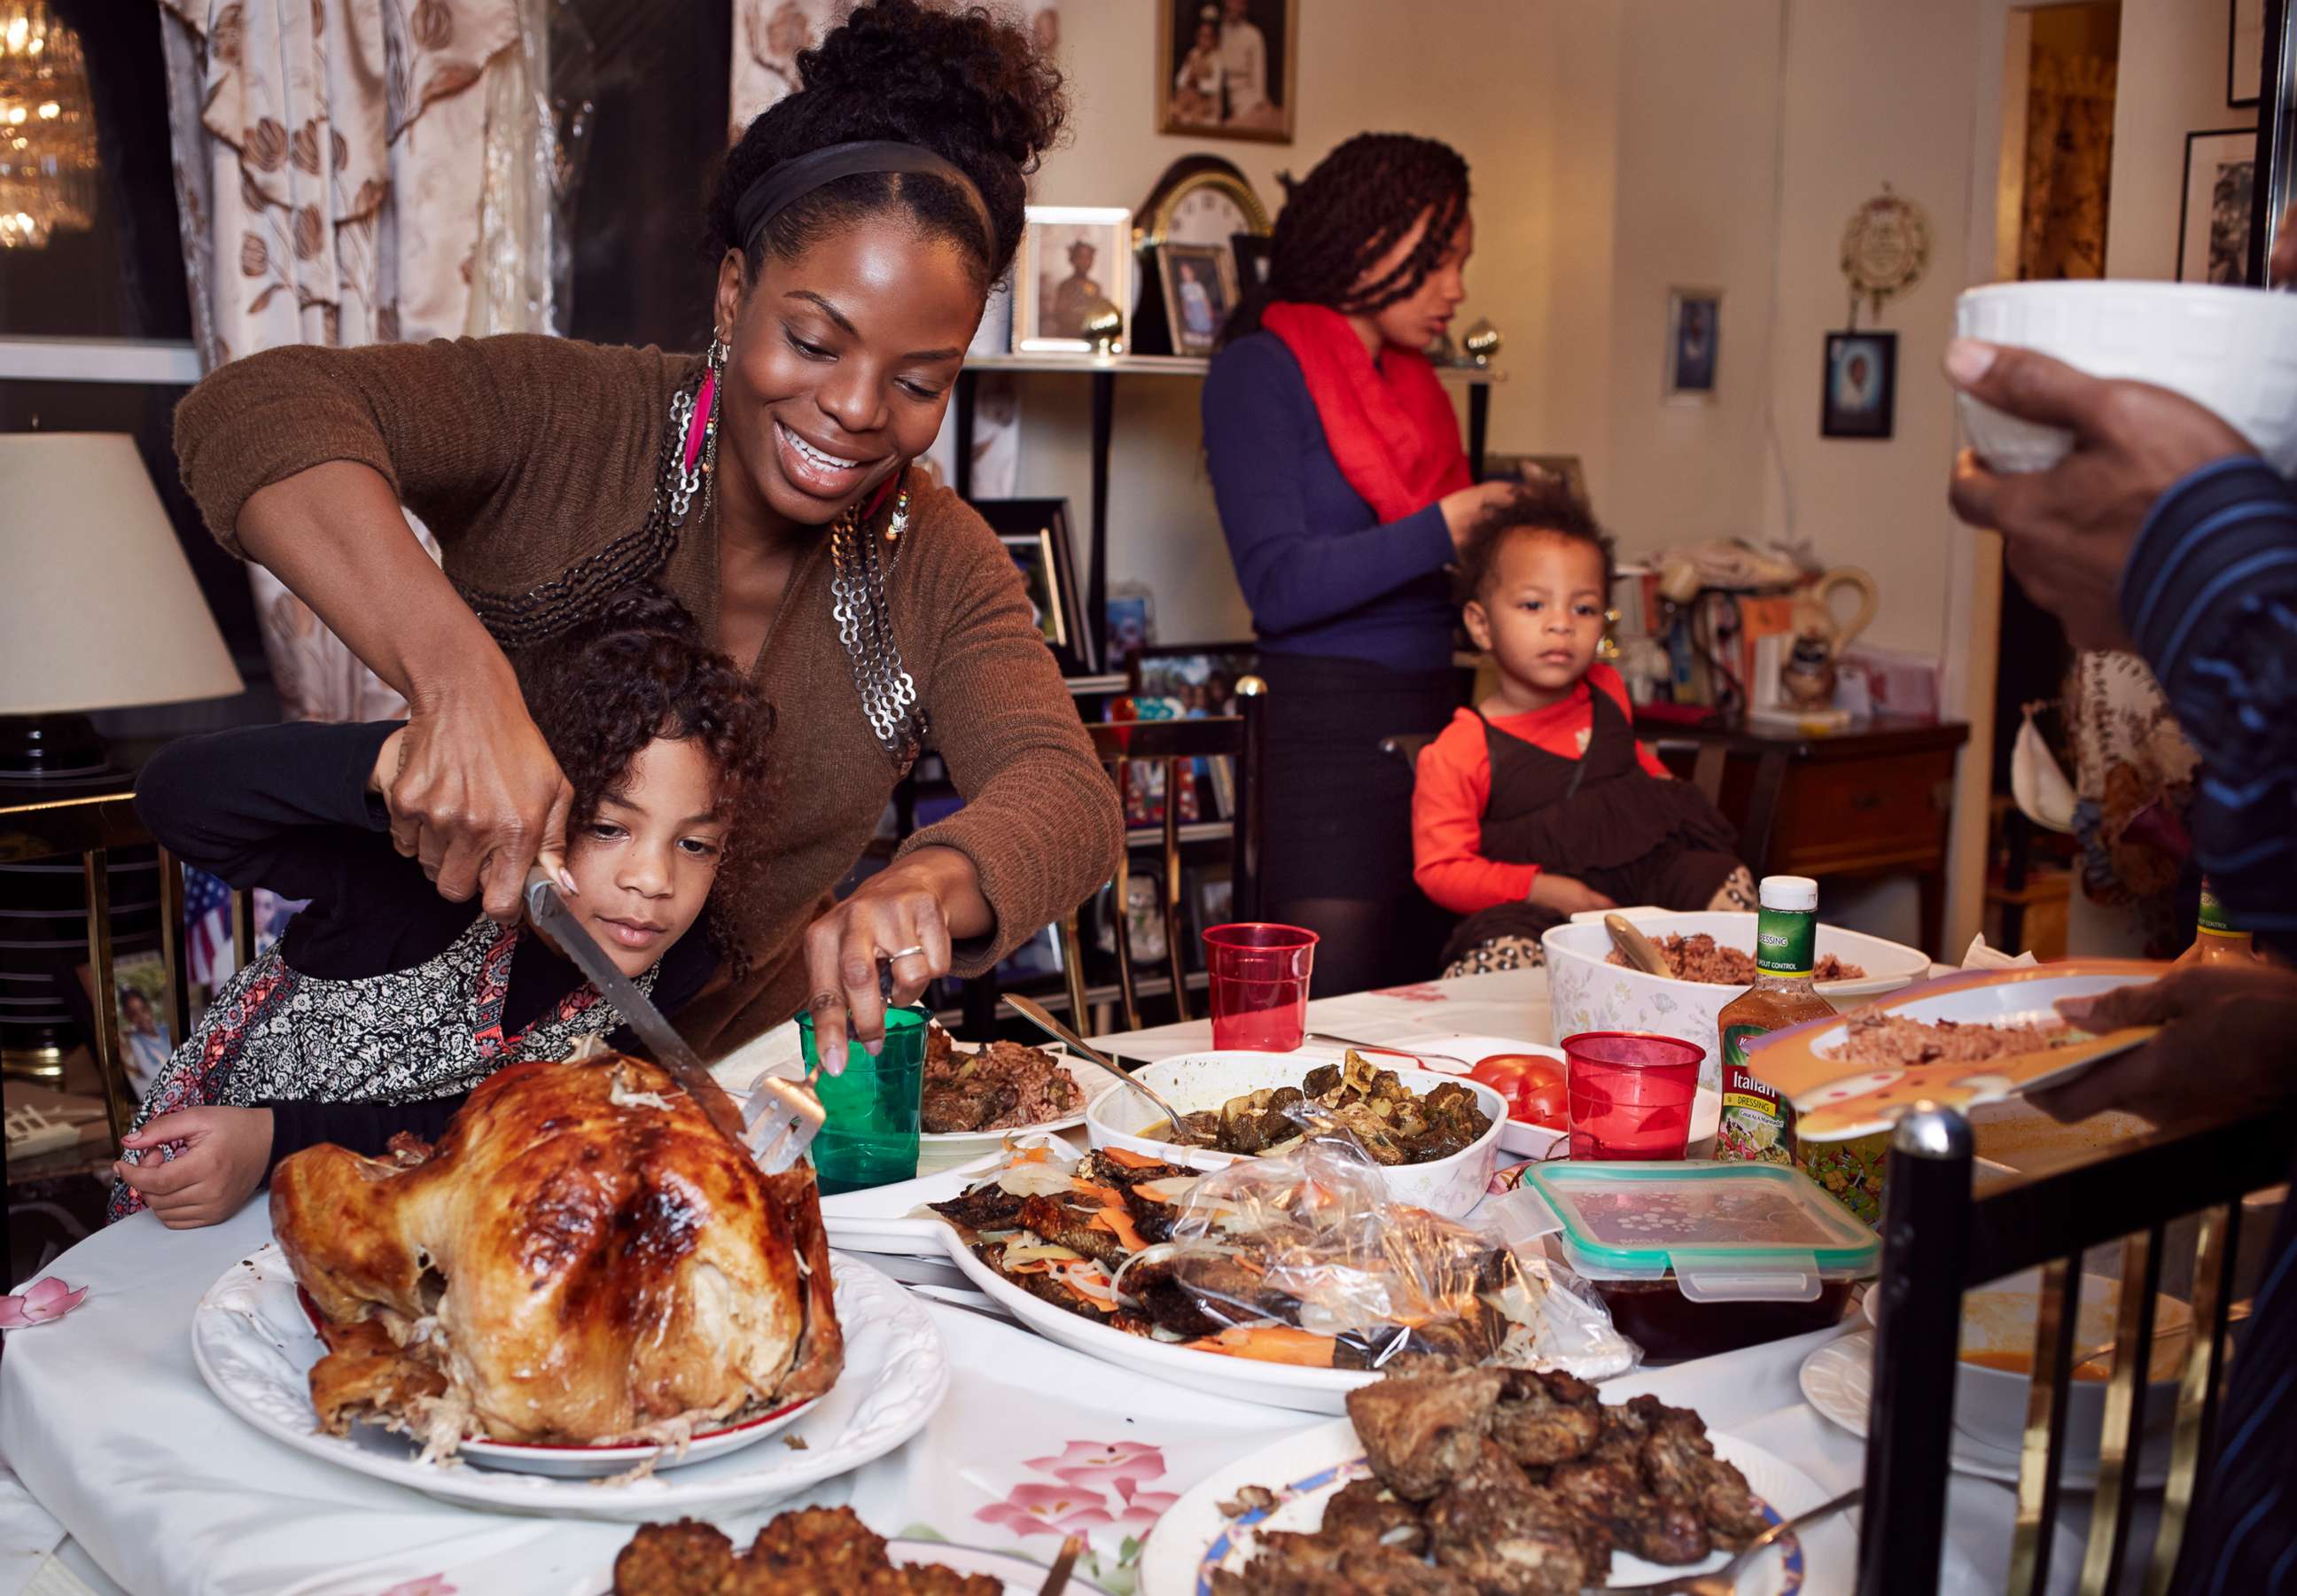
1201, 331, 1460, 671
2122, 456, 2297, 956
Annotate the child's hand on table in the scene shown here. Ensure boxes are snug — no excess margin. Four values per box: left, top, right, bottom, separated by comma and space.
1529, 872, 1616, 917
114, 1107, 275, 1230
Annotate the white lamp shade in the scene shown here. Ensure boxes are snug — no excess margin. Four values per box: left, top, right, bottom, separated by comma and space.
0, 432, 244, 715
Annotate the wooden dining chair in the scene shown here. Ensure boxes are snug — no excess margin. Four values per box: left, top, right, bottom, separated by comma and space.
1054, 681, 1266, 1035
1857, 1090, 2295, 1595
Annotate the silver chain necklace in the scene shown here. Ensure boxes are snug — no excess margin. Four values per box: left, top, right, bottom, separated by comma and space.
828, 488, 925, 767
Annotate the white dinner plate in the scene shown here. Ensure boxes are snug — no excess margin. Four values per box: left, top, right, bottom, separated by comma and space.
917, 1047, 1102, 1173
1797, 1330, 2168, 1491
192, 1244, 947, 1519
1137, 1414, 1847, 1595
568, 1537, 1116, 1595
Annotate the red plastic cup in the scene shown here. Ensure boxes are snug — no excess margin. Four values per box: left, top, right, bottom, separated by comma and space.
1203, 923, 1320, 1051
1561, 1032, 1703, 1162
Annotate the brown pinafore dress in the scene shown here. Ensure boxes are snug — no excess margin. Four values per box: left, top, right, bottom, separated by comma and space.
1437, 688, 1744, 967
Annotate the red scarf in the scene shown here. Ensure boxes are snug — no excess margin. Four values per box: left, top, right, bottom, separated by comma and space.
1262, 300, 1470, 522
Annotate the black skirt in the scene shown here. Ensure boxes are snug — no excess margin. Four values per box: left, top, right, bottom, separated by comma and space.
1258, 647, 1452, 987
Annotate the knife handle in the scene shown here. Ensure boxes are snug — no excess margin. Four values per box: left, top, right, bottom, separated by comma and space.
523, 864, 557, 916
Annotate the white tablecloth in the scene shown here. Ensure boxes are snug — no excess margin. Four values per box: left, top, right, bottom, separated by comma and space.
0, 970, 2060, 1595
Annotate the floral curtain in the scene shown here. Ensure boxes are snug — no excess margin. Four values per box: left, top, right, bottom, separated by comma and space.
159, 0, 553, 723
2020, 50, 2116, 281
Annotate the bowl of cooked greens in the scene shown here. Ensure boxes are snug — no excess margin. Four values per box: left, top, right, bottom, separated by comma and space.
1083, 1049, 1505, 1218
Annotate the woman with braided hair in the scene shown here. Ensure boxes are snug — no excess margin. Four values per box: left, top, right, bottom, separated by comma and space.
1202, 132, 1518, 993
169, 0, 1122, 1065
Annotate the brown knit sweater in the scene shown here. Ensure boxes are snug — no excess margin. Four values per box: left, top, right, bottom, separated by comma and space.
173, 333, 1123, 1055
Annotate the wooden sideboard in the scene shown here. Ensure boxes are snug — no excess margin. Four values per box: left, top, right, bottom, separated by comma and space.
1636, 713, 1971, 957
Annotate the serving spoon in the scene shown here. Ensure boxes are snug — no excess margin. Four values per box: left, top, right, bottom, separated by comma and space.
1604, 912, 1675, 977
1001, 993, 1211, 1148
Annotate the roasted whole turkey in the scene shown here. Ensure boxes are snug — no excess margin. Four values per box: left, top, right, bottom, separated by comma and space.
271, 1048, 843, 1455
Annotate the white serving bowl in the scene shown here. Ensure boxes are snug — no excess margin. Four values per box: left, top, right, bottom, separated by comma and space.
1956, 281, 2297, 473
1865, 1269, 2190, 1465
1541, 910, 1929, 1089
1082, 1050, 1505, 1218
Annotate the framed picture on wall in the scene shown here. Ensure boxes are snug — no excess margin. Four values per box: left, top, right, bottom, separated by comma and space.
1820, 331, 1897, 440
1015, 206, 1132, 353
2232, 0, 2267, 107
1663, 288, 1721, 403
1156, 0, 1296, 143
977, 499, 1095, 674
1156, 241, 1241, 357
2179, 128, 2258, 284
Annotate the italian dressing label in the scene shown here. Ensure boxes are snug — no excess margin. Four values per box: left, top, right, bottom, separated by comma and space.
1715, 1025, 1792, 1167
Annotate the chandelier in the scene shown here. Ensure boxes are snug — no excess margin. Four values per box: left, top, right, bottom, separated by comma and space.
0, 2, 97, 250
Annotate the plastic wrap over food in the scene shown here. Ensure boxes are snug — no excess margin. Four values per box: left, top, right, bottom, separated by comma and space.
1154, 1140, 1639, 1380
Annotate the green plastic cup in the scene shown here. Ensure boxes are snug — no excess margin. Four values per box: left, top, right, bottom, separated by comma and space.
798, 1004, 928, 1195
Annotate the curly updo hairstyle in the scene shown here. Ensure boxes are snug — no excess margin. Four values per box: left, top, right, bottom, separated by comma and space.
1223, 132, 1470, 345
705, 0, 1067, 294
1452, 476, 1615, 610
511, 586, 774, 977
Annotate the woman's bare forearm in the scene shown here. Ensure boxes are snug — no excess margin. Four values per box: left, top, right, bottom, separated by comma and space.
235, 460, 514, 710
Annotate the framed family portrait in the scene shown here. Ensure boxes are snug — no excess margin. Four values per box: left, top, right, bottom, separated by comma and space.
976, 499, 1094, 674
2179, 128, 2257, 284
1663, 288, 1721, 402
1156, 0, 1296, 143
1015, 206, 1132, 354
1820, 331, 1897, 440
1156, 241, 1240, 357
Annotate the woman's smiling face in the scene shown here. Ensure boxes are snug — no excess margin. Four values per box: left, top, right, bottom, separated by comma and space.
712, 216, 985, 528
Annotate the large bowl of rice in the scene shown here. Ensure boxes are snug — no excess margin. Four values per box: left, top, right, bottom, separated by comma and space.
1541, 909, 1930, 1091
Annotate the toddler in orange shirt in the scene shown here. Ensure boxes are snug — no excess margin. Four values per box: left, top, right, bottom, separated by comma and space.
1412, 481, 1751, 975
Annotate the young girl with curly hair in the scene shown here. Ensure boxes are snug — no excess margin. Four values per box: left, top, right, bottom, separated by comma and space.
110, 588, 769, 1229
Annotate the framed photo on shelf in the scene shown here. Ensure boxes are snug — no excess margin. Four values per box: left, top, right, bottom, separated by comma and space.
1663, 288, 1721, 402
1820, 331, 1897, 440
1482, 453, 1589, 506
1133, 642, 1258, 821
2231, 0, 2266, 107
1105, 584, 1157, 668
975, 499, 1094, 673
1183, 862, 1234, 961
1156, 0, 1296, 144
2179, 128, 2258, 284
1015, 206, 1132, 354
1156, 241, 1241, 357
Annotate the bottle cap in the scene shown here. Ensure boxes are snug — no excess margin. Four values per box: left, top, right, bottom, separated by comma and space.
1758, 875, 1818, 913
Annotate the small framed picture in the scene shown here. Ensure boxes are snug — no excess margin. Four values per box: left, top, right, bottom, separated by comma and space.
1663, 288, 1721, 402
2231, 0, 2265, 107
74, 949, 174, 1102
1156, 241, 1241, 358
1820, 331, 1898, 440
977, 498, 1094, 674
1231, 231, 1273, 291
1016, 206, 1133, 354
1482, 453, 1590, 506
1156, 0, 1296, 144
1104, 583, 1157, 668
2179, 127, 2258, 284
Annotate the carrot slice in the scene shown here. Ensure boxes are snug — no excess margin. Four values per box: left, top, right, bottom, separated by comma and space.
1087, 1201, 1151, 1256
1187, 1325, 1337, 1367
1101, 1147, 1167, 1170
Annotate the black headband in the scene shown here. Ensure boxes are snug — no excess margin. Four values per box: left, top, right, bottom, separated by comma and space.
733, 140, 992, 254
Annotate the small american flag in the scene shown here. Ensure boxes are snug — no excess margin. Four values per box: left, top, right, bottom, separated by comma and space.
183, 867, 235, 990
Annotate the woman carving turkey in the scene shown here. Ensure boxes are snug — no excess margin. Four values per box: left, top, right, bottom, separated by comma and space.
171, 0, 1121, 1062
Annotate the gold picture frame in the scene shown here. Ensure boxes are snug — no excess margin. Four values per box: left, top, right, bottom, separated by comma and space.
1156, 0, 1298, 144
1014, 205, 1133, 354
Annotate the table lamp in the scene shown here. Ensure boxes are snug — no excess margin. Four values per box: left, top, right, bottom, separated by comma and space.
0, 432, 243, 779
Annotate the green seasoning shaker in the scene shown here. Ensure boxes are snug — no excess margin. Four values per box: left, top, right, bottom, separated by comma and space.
1522, 1159, 1880, 1359
798, 1004, 929, 1195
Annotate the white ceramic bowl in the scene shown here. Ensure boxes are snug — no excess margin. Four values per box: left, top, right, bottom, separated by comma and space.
1541, 910, 1930, 1089
1865, 1268, 2189, 1464
1957, 281, 2297, 473
1082, 1051, 1505, 1218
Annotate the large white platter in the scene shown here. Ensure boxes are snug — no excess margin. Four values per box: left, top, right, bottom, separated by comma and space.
1137, 1413, 1846, 1595
192, 1243, 946, 1520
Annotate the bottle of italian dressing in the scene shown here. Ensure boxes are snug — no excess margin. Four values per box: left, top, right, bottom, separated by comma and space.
1713, 876, 1834, 1174
2177, 877, 2259, 967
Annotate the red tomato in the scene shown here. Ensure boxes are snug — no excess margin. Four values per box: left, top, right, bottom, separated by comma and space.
1470, 1053, 1568, 1130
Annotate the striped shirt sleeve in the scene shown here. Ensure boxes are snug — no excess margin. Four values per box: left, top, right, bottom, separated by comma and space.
2122, 456, 2297, 953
